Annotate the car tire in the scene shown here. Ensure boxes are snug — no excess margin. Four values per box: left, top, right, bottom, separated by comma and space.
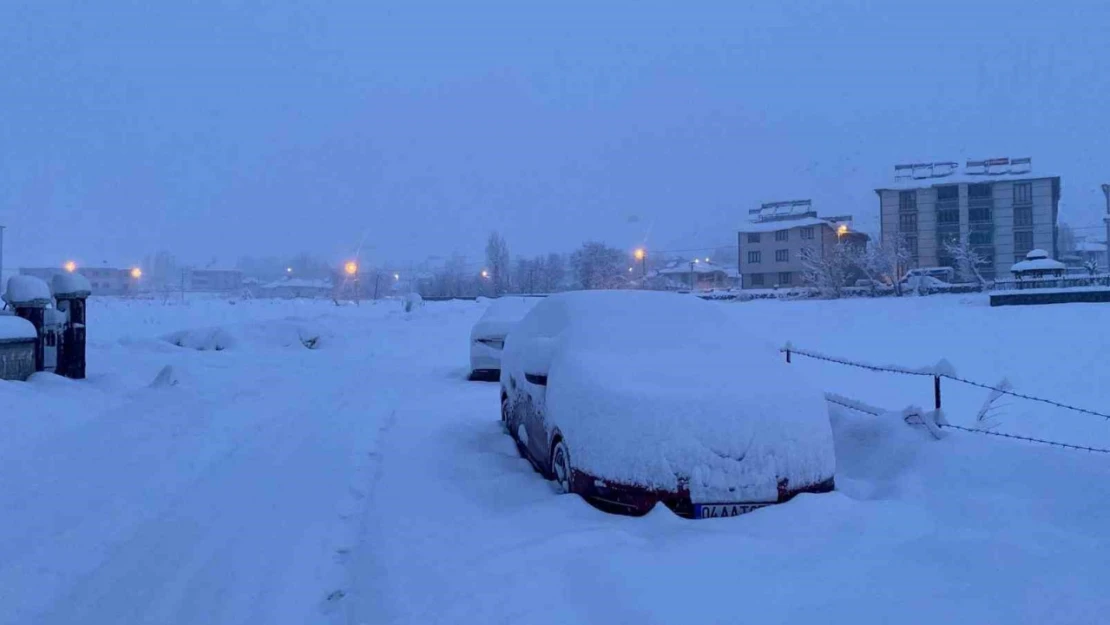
550, 439, 573, 494
501, 393, 510, 429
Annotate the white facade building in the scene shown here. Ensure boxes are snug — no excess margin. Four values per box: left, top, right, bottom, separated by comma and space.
875, 158, 1060, 280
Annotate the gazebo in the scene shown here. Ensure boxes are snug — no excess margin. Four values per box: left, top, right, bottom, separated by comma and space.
1010, 249, 1066, 288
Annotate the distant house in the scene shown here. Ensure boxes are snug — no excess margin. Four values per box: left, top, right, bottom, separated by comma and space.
255, 277, 334, 299
656, 259, 734, 291
737, 200, 868, 289
186, 269, 243, 292
1071, 241, 1107, 271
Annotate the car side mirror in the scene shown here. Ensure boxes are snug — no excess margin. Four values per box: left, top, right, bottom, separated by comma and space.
521, 336, 555, 385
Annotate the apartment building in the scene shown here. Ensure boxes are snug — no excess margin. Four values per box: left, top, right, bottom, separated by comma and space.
875, 158, 1060, 280
20, 266, 137, 295
737, 200, 867, 289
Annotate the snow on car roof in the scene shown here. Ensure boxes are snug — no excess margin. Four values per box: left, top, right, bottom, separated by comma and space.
471, 296, 541, 339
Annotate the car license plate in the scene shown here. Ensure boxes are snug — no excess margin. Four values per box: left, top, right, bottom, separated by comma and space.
694, 503, 769, 519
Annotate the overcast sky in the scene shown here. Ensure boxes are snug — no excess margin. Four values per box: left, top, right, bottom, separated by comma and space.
3, 0, 1108, 270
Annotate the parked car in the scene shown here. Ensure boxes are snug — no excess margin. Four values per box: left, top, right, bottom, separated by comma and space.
500, 290, 835, 519
901, 267, 955, 284
468, 297, 540, 381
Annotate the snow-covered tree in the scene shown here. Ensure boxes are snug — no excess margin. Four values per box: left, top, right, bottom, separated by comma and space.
485, 232, 511, 296
1084, 258, 1100, 277
799, 243, 855, 298
854, 234, 914, 297
539, 253, 566, 293
943, 240, 989, 288
570, 242, 626, 290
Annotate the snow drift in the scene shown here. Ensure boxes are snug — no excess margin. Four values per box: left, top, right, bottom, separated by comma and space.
164, 319, 323, 351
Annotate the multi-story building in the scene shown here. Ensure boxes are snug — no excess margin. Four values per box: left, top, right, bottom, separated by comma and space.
737, 200, 867, 289
875, 158, 1060, 280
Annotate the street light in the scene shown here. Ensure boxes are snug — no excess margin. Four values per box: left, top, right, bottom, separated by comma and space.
480, 269, 490, 279
286, 267, 293, 274
130, 267, 142, 279
837, 224, 849, 238
344, 261, 358, 276
394, 273, 400, 281
64, 261, 77, 273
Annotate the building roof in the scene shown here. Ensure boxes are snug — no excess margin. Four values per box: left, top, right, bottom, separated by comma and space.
261, 278, 334, 289
876, 172, 1059, 191
1075, 241, 1107, 253
737, 216, 835, 233
1011, 250, 1066, 274
657, 260, 731, 275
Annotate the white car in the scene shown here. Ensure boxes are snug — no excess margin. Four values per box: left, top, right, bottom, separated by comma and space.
500, 290, 836, 519
468, 297, 540, 381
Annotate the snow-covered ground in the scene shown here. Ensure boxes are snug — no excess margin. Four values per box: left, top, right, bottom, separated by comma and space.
2, 293, 1109, 624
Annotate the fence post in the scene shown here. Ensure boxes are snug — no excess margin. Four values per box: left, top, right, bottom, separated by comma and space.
786, 348, 791, 364
934, 375, 942, 410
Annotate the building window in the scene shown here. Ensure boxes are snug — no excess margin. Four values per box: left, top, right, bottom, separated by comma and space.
1014, 231, 1034, 258
775, 249, 789, 262
936, 185, 959, 202
905, 236, 919, 258
1014, 182, 1033, 205
899, 190, 917, 211
751, 273, 764, 287
1014, 205, 1033, 227
969, 230, 993, 245
747, 251, 762, 264
937, 209, 960, 225
800, 227, 814, 240
899, 213, 918, 231
968, 207, 993, 222
747, 233, 761, 243
968, 183, 992, 199
778, 272, 792, 285
774, 230, 789, 242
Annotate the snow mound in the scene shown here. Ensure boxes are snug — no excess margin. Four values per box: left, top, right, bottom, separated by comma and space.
0, 315, 37, 341
403, 292, 424, 313
829, 405, 934, 500
51, 273, 92, 298
4, 275, 52, 306
471, 296, 540, 340
149, 365, 181, 388
506, 291, 835, 503
163, 319, 322, 352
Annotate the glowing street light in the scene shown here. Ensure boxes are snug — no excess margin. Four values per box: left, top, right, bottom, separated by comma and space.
130, 267, 142, 279
394, 273, 400, 281
64, 260, 77, 273
704, 257, 710, 263
344, 261, 359, 276
286, 267, 293, 274
634, 248, 645, 261
633, 247, 647, 284
481, 269, 490, 279
837, 224, 849, 237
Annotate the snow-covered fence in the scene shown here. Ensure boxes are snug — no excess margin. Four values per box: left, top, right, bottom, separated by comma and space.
784, 343, 1110, 454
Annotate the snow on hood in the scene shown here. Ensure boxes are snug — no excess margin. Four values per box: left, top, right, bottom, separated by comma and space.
470, 297, 540, 340
517, 291, 835, 503
4, 275, 52, 306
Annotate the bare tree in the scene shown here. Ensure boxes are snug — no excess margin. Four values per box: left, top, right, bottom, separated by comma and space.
570, 242, 626, 290
484, 232, 511, 296
540, 253, 566, 293
800, 243, 855, 298
943, 240, 989, 288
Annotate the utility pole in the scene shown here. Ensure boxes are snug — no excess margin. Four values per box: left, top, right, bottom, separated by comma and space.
0, 225, 5, 291
1102, 183, 1109, 249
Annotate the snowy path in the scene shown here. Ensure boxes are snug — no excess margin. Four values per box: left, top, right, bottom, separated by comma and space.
0, 304, 408, 624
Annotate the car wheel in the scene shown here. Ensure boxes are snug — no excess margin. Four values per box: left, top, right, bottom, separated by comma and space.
500, 394, 510, 429
550, 439, 573, 494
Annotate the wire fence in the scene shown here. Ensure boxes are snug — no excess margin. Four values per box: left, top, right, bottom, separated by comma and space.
824, 391, 1110, 455
787, 345, 1110, 455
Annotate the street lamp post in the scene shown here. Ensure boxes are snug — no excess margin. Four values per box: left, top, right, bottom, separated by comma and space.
345, 261, 359, 305
634, 248, 646, 285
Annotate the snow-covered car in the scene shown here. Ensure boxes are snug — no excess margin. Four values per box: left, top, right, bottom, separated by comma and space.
468, 297, 540, 381
499, 290, 836, 519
